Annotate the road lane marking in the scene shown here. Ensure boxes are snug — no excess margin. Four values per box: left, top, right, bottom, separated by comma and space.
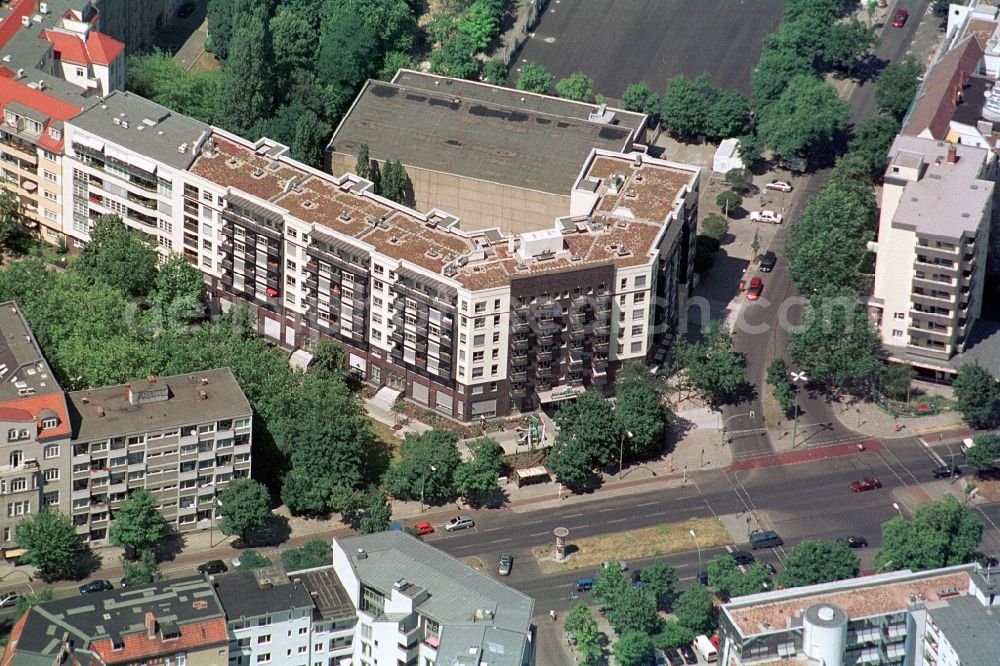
494, 537, 512, 543
563, 513, 583, 518
635, 501, 658, 508
530, 531, 548, 537
607, 518, 627, 524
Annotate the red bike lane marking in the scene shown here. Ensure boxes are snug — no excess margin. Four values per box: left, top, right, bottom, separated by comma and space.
727, 439, 884, 472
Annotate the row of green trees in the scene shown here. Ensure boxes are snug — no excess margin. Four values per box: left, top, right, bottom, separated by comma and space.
952, 363, 1000, 428
545, 364, 673, 490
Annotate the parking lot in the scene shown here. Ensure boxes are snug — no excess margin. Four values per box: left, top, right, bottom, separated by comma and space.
512, 0, 784, 99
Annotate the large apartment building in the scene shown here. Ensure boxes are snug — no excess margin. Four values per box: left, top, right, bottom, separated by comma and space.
870, 136, 995, 374
58, 86, 699, 421
0, 302, 252, 548
718, 562, 1000, 666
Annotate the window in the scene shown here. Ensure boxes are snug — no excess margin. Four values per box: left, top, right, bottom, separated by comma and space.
472, 351, 484, 362
257, 635, 271, 644
492, 331, 500, 343
43, 444, 59, 459
633, 293, 645, 304
43, 468, 59, 482
42, 169, 57, 183
10, 478, 25, 492
43, 209, 58, 221
41, 417, 58, 430
42, 190, 57, 202
75, 66, 85, 77
894, 312, 905, 320
473, 334, 485, 347
24, 119, 42, 135
298, 626, 308, 635
620, 277, 627, 289
7, 500, 28, 516
630, 341, 642, 353
631, 325, 643, 337
635, 275, 647, 288
472, 367, 483, 378
43, 491, 58, 506
41, 149, 56, 161
256, 655, 270, 664
892, 329, 904, 340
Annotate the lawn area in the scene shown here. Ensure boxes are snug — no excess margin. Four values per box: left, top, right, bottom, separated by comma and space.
370, 418, 402, 460
531, 516, 729, 574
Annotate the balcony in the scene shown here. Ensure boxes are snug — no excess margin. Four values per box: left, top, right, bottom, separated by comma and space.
593, 340, 610, 353
512, 337, 529, 350
511, 370, 527, 382
512, 320, 529, 333
538, 333, 554, 345
511, 386, 528, 399
594, 323, 611, 336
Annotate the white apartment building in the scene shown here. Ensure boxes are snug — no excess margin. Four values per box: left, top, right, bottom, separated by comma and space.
870, 136, 995, 372
719, 563, 1000, 666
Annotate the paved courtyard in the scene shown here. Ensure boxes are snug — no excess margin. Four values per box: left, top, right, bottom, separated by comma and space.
512, 0, 785, 99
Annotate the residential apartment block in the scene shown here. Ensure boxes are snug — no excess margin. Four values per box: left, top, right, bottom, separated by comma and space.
58, 85, 699, 421
65, 367, 252, 543
327, 70, 650, 234
718, 563, 1000, 666
870, 136, 995, 373
3, 576, 230, 665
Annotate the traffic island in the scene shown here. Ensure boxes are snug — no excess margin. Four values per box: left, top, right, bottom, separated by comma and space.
530, 516, 728, 574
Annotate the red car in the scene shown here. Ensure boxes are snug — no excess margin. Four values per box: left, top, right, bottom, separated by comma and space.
414, 520, 434, 536
891, 8, 908, 27
851, 476, 882, 492
746, 276, 763, 301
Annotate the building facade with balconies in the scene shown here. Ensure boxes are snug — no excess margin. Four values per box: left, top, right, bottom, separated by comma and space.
64, 368, 252, 543
870, 136, 994, 375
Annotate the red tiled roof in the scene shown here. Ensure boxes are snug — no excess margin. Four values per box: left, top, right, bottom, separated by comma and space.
0, 612, 28, 666
85, 31, 123, 66
90, 617, 228, 664
0, 77, 81, 151
903, 36, 984, 139
42, 29, 90, 65
0, 0, 34, 52
0, 392, 72, 439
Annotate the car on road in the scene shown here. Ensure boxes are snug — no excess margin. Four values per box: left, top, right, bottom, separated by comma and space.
197, 559, 228, 575
746, 276, 763, 300
414, 520, 434, 535
663, 647, 684, 666
765, 180, 793, 193
602, 559, 627, 572
891, 8, 909, 26
575, 576, 594, 592
750, 210, 783, 224
498, 553, 513, 576
679, 644, 698, 665
0, 592, 19, 608
697, 570, 709, 585
177, 2, 195, 17
731, 550, 755, 566
851, 476, 882, 492
759, 251, 777, 272
445, 516, 475, 531
932, 465, 962, 479
79, 580, 112, 595
961, 438, 976, 457
840, 535, 868, 548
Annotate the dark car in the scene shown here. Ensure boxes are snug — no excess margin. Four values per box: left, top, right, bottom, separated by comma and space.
759, 251, 777, 273
575, 577, 594, 592
891, 8, 908, 27
731, 550, 755, 566
177, 2, 195, 18
679, 644, 698, 665
841, 535, 868, 548
697, 570, 709, 585
197, 559, 228, 575
663, 648, 684, 666
932, 465, 962, 479
851, 476, 882, 492
79, 579, 112, 595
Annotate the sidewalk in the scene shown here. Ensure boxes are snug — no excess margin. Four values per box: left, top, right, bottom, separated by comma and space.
830, 399, 969, 440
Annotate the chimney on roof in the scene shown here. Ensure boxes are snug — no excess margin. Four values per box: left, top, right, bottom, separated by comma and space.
147, 375, 156, 383
947, 144, 958, 164
96, 406, 105, 417
198, 389, 207, 400
200, 377, 208, 386
145, 612, 156, 639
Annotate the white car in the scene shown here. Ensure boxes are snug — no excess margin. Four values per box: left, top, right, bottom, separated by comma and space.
0, 592, 19, 608
750, 210, 783, 224
765, 180, 793, 192
445, 516, 475, 531
602, 559, 628, 572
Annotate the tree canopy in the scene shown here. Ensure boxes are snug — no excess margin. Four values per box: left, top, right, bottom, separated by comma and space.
875, 496, 984, 571
778, 539, 860, 587
676, 321, 746, 406
672, 583, 716, 634
876, 55, 924, 121
76, 215, 159, 299
218, 478, 272, 543
109, 489, 166, 558
16, 509, 85, 582
281, 538, 331, 571
965, 434, 999, 476
953, 363, 999, 428
756, 75, 850, 159
383, 429, 462, 503
547, 391, 618, 489
556, 73, 595, 102
516, 63, 554, 94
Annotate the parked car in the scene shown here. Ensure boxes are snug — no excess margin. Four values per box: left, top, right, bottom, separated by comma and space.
498, 553, 513, 576
750, 210, 783, 224
840, 535, 869, 548
445, 516, 475, 531
851, 476, 882, 492
697, 570, 709, 585
765, 180, 793, 193
0, 592, 19, 608
891, 8, 909, 26
932, 465, 962, 479
79, 580, 112, 595
414, 520, 434, 536
575, 576, 594, 592
177, 2, 195, 17
197, 559, 227, 575
631, 569, 646, 589
961, 438, 976, 458
731, 550, 755, 566
746, 276, 763, 300
679, 644, 699, 665
663, 647, 684, 666
602, 559, 627, 572
759, 251, 777, 272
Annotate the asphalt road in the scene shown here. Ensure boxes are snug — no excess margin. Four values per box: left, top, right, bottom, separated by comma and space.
722, 0, 932, 462
512, 0, 784, 98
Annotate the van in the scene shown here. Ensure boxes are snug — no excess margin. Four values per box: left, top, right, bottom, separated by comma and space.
575, 577, 594, 592
749, 530, 783, 550
961, 438, 975, 458
694, 635, 717, 663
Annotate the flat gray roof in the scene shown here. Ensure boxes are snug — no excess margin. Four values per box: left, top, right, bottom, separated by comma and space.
338, 531, 533, 666
67, 367, 251, 442
296, 567, 356, 622
327, 70, 647, 196
68, 90, 210, 170
888, 136, 994, 239
928, 595, 1000, 665
214, 568, 316, 620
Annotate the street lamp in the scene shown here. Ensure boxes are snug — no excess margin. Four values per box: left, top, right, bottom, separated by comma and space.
0, 570, 34, 595
892, 502, 904, 519
790, 370, 808, 448
689, 529, 702, 571
619, 431, 634, 480
420, 464, 437, 512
